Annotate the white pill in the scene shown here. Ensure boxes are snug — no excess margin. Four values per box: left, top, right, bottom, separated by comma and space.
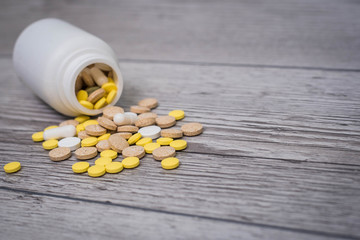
124, 112, 138, 124
58, 137, 81, 151
43, 125, 76, 140
113, 113, 132, 125
138, 126, 161, 139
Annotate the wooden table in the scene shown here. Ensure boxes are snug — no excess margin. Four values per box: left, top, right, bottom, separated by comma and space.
1, 1, 359, 239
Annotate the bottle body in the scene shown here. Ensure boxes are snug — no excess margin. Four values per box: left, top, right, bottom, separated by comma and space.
13, 18, 123, 116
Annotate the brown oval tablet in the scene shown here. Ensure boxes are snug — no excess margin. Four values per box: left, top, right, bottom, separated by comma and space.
117, 125, 139, 133
108, 133, 129, 153
161, 129, 183, 138
122, 146, 145, 159
130, 105, 150, 114
152, 146, 176, 161
78, 130, 91, 140
97, 116, 117, 131
75, 76, 83, 92
87, 88, 106, 104
49, 147, 71, 161
156, 116, 176, 128
75, 147, 98, 160
181, 122, 203, 136
85, 124, 107, 136
59, 119, 79, 127
138, 98, 158, 109
138, 112, 158, 120
117, 132, 132, 140
96, 139, 111, 152
81, 68, 95, 87
135, 117, 156, 128
103, 106, 124, 120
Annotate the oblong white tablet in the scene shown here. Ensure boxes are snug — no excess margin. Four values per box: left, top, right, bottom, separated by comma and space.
138, 126, 161, 139
58, 137, 81, 151
43, 125, 76, 140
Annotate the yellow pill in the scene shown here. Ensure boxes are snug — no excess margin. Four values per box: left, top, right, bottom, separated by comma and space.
128, 133, 142, 145
3, 162, 21, 173
122, 157, 140, 169
82, 120, 99, 128
94, 97, 107, 109
101, 82, 117, 92
88, 165, 106, 177
77, 90, 88, 101
95, 157, 112, 166
100, 150, 118, 159
80, 100, 93, 109
42, 139, 58, 150
32, 131, 44, 142
156, 137, 173, 146
81, 137, 98, 147
98, 133, 111, 141
136, 137, 152, 147
44, 125, 58, 131
76, 123, 85, 134
106, 90, 117, 104
161, 157, 180, 170
105, 162, 123, 173
72, 162, 90, 173
168, 110, 185, 120
75, 115, 90, 123
108, 77, 114, 83
144, 142, 161, 154
170, 140, 187, 151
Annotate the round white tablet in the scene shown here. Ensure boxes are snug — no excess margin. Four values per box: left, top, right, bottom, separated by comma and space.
138, 126, 161, 139
58, 137, 81, 151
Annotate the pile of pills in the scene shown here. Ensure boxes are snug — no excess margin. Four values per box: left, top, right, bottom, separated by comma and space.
75, 63, 118, 110
3, 98, 204, 177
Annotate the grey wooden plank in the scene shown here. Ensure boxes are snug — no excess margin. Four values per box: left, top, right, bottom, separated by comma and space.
0, 190, 346, 240
1, 0, 360, 69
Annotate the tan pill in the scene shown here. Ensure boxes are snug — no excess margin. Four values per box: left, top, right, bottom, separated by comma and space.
85, 124, 107, 137
117, 125, 139, 133
103, 106, 124, 120
49, 147, 71, 161
90, 66, 108, 86
78, 130, 91, 140
81, 68, 95, 87
108, 133, 129, 153
138, 98, 158, 109
87, 88, 106, 104
181, 122, 203, 136
135, 117, 156, 128
75, 76, 83, 93
96, 139, 111, 152
156, 116, 176, 128
95, 63, 111, 72
108, 70, 113, 78
138, 112, 158, 120
59, 119, 79, 127
152, 146, 176, 161
117, 132, 132, 140
122, 146, 145, 159
97, 116, 117, 131
130, 105, 150, 114
75, 147, 98, 160
161, 129, 183, 139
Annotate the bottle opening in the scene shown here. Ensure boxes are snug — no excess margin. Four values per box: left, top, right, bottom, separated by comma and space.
75, 63, 118, 111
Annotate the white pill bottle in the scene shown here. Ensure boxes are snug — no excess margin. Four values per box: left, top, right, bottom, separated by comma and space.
13, 18, 123, 116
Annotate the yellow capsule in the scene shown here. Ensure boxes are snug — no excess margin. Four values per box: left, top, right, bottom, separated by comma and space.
80, 100, 93, 109
94, 97, 107, 109
161, 157, 180, 170
170, 140, 187, 151
82, 120, 98, 128
105, 162, 123, 173
128, 133, 142, 145
88, 165, 106, 177
3, 162, 21, 173
76, 124, 85, 134
77, 90, 88, 101
81, 137, 98, 147
44, 125, 58, 131
72, 162, 90, 173
156, 137, 173, 146
101, 82, 117, 92
168, 110, 185, 120
100, 150, 118, 159
42, 139, 58, 150
106, 90, 117, 104
144, 142, 161, 154
122, 157, 140, 169
98, 133, 111, 141
135, 137, 152, 147
32, 131, 44, 142
95, 157, 112, 166
75, 115, 90, 123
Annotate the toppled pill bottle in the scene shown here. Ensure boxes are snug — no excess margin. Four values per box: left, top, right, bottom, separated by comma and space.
13, 18, 123, 116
